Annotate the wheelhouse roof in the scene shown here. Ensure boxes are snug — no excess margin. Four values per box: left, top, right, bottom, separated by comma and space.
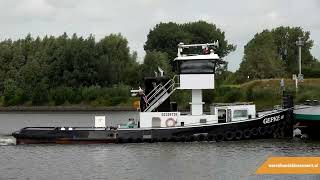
174, 53, 220, 61
211, 102, 254, 107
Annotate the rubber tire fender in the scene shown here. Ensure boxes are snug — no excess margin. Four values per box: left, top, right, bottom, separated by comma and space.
178, 136, 187, 142
234, 130, 243, 140
215, 133, 224, 142
224, 131, 234, 141
198, 134, 206, 141
187, 136, 196, 142
251, 128, 259, 136
266, 126, 273, 134
259, 127, 267, 136
243, 129, 251, 139
207, 135, 215, 141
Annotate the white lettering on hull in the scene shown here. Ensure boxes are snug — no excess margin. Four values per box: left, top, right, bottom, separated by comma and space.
263, 115, 285, 124
161, 112, 178, 117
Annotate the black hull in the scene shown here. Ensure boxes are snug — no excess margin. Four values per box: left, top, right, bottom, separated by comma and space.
13, 110, 293, 145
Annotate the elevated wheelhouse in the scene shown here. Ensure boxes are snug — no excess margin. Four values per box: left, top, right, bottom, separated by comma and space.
130, 42, 258, 129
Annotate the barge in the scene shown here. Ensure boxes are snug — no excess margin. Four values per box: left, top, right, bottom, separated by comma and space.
294, 102, 320, 139
12, 42, 294, 144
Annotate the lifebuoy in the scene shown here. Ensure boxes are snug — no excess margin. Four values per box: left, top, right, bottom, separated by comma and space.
235, 130, 243, 140
165, 118, 176, 127
243, 129, 251, 139
224, 131, 234, 141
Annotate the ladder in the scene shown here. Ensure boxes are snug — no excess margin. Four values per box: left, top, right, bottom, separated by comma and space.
144, 76, 179, 112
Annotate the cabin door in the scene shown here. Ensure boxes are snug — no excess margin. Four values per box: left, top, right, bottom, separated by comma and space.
152, 117, 161, 127
218, 109, 226, 123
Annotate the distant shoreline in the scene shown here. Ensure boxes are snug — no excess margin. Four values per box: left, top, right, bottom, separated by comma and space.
0, 106, 137, 112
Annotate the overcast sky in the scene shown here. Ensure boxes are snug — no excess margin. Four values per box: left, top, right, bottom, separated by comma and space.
0, 0, 319, 71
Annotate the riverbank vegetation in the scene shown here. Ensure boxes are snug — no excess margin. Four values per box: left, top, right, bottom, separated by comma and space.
210, 78, 320, 110
0, 21, 319, 110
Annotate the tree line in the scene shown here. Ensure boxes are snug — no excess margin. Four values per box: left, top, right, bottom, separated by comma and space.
0, 21, 319, 107
0, 33, 142, 106
233, 26, 320, 83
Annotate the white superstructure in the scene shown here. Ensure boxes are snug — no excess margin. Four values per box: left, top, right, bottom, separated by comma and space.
136, 42, 256, 128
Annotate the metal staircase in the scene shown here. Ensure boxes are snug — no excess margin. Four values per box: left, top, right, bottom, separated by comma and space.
144, 76, 179, 112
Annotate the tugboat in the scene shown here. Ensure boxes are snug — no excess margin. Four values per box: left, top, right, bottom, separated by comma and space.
12, 42, 294, 144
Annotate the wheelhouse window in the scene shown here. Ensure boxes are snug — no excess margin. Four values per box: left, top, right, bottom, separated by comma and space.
177, 60, 215, 74
233, 110, 248, 118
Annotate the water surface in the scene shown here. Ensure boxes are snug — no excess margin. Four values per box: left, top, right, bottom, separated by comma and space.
0, 112, 319, 180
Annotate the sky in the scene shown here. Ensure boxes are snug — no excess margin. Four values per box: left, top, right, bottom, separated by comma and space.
0, 0, 319, 71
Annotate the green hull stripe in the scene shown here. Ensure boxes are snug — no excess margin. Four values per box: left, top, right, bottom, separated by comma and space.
294, 114, 320, 121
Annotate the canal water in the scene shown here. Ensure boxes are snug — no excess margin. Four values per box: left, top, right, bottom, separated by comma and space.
0, 111, 319, 180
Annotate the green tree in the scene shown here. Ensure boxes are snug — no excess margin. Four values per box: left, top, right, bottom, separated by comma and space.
96, 33, 138, 86
237, 30, 285, 81
142, 51, 172, 77
144, 21, 236, 62
3, 79, 25, 106
271, 26, 315, 74
237, 26, 316, 82
144, 22, 190, 61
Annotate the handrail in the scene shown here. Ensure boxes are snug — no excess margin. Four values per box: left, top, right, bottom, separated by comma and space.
147, 86, 165, 105
147, 88, 169, 107
147, 79, 173, 102
146, 84, 162, 98
144, 82, 177, 112
148, 75, 179, 100
147, 76, 179, 104
143, 75, 180, 112
146, 89, 166, 108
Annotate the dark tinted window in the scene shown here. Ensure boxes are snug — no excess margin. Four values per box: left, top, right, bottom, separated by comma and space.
178, 60, 215, 74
